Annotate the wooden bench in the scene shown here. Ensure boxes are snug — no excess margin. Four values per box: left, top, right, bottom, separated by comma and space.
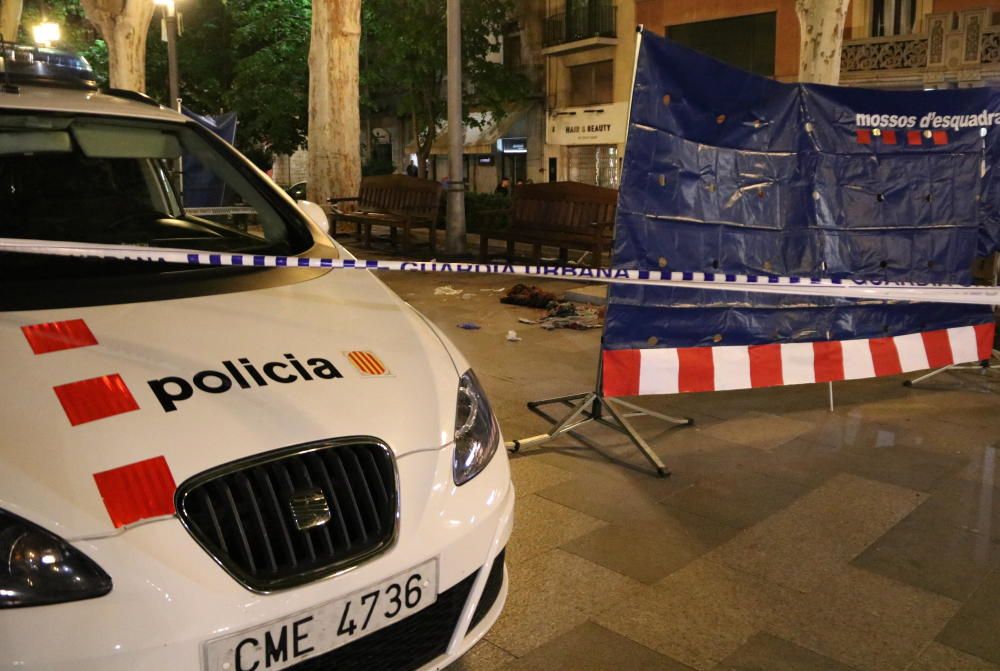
329, 175, 442, 255
478, 181, 618, 267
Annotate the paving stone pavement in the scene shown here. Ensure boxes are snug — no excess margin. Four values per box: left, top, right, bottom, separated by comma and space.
365, 249, 1000, 671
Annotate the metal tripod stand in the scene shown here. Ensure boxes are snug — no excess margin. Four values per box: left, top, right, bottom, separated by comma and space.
505, 346, 693, 478
904, 254, 999, 389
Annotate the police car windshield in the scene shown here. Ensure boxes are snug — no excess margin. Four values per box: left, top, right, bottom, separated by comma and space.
0, 114, 311, 269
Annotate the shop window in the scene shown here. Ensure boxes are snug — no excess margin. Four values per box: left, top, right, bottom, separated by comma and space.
667, 13, 776, 77
569, 60, 613, 107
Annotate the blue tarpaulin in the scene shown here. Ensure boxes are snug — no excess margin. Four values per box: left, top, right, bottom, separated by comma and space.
181, 108, 239, 208
605, 31, 999, 357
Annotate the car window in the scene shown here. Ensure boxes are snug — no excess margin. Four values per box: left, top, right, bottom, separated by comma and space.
0, 114, 312, 265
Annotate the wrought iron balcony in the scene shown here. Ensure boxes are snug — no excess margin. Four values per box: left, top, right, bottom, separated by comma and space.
544, 3, 617, 48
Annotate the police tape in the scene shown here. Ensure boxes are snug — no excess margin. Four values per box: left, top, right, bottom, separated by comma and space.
3, 237, 1000, 306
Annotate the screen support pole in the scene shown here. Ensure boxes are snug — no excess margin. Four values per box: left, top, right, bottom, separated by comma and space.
505, 340, 692, 478
905, 253, 999, 389
503, 26, 691, 478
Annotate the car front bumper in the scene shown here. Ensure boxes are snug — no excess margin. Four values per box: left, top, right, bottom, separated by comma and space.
0, 444, 514, 670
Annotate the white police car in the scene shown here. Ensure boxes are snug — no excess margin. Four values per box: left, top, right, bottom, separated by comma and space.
0, 46, 512, 670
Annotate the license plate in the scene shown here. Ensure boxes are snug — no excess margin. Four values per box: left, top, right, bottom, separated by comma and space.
203, 559, 438, 671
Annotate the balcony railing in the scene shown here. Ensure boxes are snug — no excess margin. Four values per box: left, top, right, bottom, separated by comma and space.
842, 35, 930, 72
544, 3, 617, 48
841, 8, 999, 82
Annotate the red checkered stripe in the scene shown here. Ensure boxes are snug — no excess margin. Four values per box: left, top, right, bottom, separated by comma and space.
21, 318, 174, 527
856, 129, 949, 145
602, 323, 995, 397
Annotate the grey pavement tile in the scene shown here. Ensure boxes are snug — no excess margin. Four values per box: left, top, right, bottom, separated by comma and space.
714, 633, 860, 671
561, 513, 740, 584
767, 434, 967, 493
741, 439, 843, 489
535, 469, 692, 527
527, 431, 694, 490
710, 474, 925, 592
508, 456, 575, 498
908, 642, 1000, 671
911, 387, 1000, 430
594, 559, 800, 671
662, 471, 811, 529
889, 411, 1000, 452
488, 549, 642, 658
504, 494, 606, 565
937, 567, 1000, 665
532, 427, 794, 509
835, 385, 953, 424
503, 621, 695, 671
852, 512, 1000, 601
838, 444, 968, 493
768, 566, 960, 671
899, 475, 1000, 540
451, 640, 517, 671
775, 473, 926, 536
698, 412, 816, 452
798, 413, 948, 453
956, 446, 1000, 489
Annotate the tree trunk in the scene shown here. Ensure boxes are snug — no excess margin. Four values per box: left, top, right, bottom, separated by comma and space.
307, 0, 362, 205
0, 0, 22, 43
795, 0, 851, 84
81, 0, 155, 92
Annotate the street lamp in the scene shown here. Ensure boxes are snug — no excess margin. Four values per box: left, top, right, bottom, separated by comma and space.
153, 0, 180, 111
32, 22, 60, 48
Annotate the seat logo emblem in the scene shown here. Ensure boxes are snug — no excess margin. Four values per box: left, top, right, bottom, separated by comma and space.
288, 488, 332, 531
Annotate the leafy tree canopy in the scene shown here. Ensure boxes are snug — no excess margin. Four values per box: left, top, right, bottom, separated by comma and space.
361, 0, 530, 175
16, 0, 526, 169
19, 0, 308, 160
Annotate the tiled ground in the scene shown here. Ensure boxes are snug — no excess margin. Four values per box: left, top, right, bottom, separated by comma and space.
364, 240, 1000, 671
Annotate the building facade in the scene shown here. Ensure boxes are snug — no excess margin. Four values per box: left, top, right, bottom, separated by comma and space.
540, 0, 637, 187
278, 0, 999, 191
842, 1, 1000, 89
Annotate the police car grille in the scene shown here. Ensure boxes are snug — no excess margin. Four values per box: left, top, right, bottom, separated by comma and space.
176, 440, 397, 592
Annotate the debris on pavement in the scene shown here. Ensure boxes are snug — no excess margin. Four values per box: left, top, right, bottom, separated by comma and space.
456, 322, 481, 330
434, 285, 463, 296
505, 330, 522, 342
501, 284, 603, 330
480, 288, 506, 294
519, 302, 604, 330
500, 284, 558, 308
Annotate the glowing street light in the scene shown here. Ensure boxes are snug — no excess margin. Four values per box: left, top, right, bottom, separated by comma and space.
32, 22, 60, 48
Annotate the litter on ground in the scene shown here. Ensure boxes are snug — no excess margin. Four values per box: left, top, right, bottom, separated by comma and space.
434, 285, 463, 296
500, 284, 557, 308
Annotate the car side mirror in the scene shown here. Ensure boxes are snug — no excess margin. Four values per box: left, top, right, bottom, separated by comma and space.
297, 200, 331, 236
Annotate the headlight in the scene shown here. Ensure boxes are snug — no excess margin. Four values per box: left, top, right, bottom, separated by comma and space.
453, 370, 500, 486
0, 509, 112, 608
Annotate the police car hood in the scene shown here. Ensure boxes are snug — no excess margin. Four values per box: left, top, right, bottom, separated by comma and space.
0, 269, 464, 538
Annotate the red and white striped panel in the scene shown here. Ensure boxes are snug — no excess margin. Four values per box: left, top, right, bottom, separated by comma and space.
602, 323, 995, 397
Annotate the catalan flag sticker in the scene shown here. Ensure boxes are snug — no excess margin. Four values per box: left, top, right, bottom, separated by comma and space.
345, 351, 390, 377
